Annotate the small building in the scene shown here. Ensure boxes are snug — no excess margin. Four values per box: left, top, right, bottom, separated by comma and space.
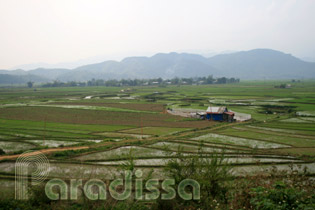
206, 106, 235, 122
196, 111, 207, 120
223, 111, 235, 123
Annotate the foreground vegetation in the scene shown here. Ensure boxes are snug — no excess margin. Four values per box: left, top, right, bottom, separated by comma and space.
1, 152, 314, 209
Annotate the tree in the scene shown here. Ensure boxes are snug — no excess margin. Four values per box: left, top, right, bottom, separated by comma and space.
27, 81, 34, 88
229, 77, 236, 83
206, 75, 214, 84
157, 77, 163, 83
172, 77, 180, 85
217, 77, 227, 84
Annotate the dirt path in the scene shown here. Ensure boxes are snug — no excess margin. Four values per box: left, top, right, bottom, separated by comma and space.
0, 146, 89, 161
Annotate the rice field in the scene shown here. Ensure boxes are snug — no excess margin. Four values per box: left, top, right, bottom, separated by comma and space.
217, 128, 315, 147
75, 146, 173, 161
0, 141, 35, 153
95, 157, 303, 166
94, 132, 151, 139
149, 141, 242, 153
120, 127, 190, 136
0, 81, 315, 198
25, 140, 82, 147
191, 133, 289, 149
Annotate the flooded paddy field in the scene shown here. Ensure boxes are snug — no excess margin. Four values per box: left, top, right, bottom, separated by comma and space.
93, 156, 304, 167
0, 141, 35, 153
192, 133, 289, 149
75, 146, 174, 161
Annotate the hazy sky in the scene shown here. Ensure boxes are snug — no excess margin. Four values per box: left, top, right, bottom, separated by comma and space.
0, 0, 314, 69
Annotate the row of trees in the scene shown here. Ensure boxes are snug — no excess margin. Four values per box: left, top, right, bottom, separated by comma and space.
39, 76, 240, 87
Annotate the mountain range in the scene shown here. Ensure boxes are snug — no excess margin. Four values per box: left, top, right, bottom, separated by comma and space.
1, 49, 315, 84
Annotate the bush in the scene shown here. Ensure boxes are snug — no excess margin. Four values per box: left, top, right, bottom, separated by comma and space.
230, 165, 315, 210
163, 147, 232, 209
250, 182, 315, 210
0, 148, 5, 155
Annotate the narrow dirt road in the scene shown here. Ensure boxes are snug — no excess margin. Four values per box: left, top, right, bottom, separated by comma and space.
0, 146, 89, 161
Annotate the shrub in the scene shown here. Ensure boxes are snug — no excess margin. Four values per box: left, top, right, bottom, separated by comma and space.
163, 147, 232, 209
230, 165, 315, 210
0, 148, 5, 155
250, 182, 315, 210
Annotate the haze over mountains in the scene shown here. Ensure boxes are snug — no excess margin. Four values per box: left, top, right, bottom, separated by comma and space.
1, 49, 315, 84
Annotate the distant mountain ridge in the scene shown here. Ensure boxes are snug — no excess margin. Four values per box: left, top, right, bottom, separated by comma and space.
207, 49, 315, 79
0, 49, 315, 84
0, 73, 49, 85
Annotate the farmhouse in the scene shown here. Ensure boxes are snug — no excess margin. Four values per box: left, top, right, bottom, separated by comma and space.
206, 106, 235, 122
169, 106, 239, 122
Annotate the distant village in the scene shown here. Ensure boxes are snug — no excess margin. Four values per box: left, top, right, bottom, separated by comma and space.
40, 75, 240, 87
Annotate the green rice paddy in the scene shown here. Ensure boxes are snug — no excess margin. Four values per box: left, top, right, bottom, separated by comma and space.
0, 80, 314, 197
